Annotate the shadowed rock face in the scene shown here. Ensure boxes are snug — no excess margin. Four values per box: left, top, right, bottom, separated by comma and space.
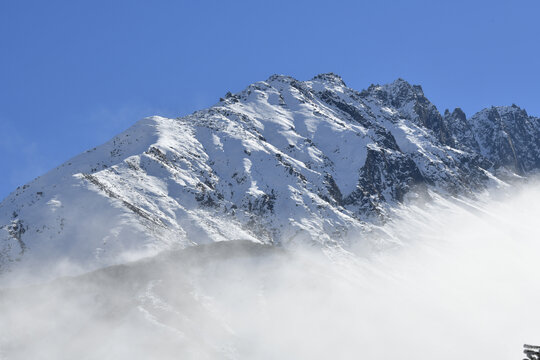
469, 105, 540, 174
1, 73, 540, 276
443, 108, 479, 152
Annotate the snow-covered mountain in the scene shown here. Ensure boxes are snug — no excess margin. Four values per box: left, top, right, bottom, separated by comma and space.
1, 73, 539, 278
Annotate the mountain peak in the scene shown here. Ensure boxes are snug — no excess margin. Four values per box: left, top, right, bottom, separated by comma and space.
474, 104, 529, 119
266, 74, 296, 84
390, 77, 413, 86
385, 78, 423, 97
310, 73, 346, 87
444, 107, 467, 121
362, 78, 423, 101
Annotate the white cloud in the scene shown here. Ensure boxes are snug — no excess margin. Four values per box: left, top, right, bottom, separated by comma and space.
1, 182, 540, 359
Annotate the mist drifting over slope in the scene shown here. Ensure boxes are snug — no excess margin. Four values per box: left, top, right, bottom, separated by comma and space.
2, 182, 540, 359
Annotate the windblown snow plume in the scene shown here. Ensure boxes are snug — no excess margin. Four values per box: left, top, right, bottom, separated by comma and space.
1, 182, 539, 360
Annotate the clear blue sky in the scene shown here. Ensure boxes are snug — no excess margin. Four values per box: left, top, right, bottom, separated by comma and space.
1, 0, 539, 200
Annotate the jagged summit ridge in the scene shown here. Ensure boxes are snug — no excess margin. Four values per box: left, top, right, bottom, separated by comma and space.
1, 73, 539, 279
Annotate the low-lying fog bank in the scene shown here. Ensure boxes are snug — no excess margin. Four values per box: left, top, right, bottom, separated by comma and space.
2, 183, 540, 359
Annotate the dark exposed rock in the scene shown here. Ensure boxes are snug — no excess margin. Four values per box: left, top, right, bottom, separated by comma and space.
312, 73, 347, 87
344, 147, 426, 214
469, 106, 540, 174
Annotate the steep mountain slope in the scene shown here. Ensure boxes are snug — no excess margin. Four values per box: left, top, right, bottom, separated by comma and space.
1, 73, 539, 279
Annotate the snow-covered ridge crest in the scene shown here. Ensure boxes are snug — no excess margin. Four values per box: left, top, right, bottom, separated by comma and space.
1, 73, 539, 280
